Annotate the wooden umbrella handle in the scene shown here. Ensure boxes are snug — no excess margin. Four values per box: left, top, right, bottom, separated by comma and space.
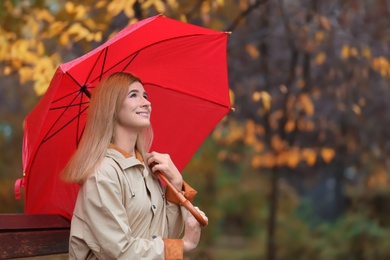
156, 171, 207, 227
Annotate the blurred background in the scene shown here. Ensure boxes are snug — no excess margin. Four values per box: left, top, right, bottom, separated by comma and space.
1, 0, 390, 259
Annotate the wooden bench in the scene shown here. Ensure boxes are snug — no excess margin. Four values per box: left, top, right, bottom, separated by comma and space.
0, 214, 70, 259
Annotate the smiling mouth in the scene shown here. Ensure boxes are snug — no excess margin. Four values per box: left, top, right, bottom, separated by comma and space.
136, 112, 149, 117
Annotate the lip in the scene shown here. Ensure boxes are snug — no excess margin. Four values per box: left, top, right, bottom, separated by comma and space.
136, 111, 150, 118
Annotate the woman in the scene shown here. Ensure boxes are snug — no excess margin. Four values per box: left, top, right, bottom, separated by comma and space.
62, 72, 207, 259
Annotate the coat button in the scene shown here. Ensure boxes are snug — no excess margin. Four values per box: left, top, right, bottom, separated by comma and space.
152, 204, 156, 209
152, 235, 157, 239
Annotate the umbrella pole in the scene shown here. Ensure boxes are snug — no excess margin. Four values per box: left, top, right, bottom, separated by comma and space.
156, 171, 207, 227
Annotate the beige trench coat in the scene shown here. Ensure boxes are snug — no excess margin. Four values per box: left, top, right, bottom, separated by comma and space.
69, 148, 187, 259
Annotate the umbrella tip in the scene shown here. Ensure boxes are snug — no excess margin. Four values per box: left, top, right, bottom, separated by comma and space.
230, 107, 236, 112
225, 31, 232, 35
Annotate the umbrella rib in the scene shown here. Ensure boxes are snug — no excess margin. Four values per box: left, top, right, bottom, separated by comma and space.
76, 92, 83, 146
98, 47, 108, 82
42, 91, 85, 143
65, 72, 92, 98
84, 47, 107, 86
52, 89, 81, 104
89, 34, 215, 85
144, 82, 231, 110
121, 51, 139, 72
50, 102, 89, 110
42, 105, 89, 144
88, 50, 139, 85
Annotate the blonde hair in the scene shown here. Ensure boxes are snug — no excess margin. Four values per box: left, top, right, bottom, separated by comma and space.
62, 72, 153, 184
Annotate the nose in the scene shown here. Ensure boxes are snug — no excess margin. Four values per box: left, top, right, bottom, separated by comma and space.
141, 97, 151, 108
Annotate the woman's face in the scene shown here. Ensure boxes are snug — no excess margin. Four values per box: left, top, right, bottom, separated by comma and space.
116, 81, 151, 131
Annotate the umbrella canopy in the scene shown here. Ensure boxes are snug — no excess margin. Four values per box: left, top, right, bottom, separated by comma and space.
16, 14, 232, 220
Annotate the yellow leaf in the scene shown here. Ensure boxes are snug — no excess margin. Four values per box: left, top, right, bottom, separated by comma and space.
43, 21, 69, 38
299, 94, 314, 115
36, 9, 55, 23
350, 47, 358, 57
263, 153, 276, 168
34, 79, 48, 96
86, 34, 94, 42
321, 148, 335, 163
253, 141, 265, 152
276, 151, 287, 166
124, 2, 135, 18
315, 31, 325, 42
341, 45, 349, 59
352, 104, 361, 115
11, 59, 22, 69
362, 46, 371, 59
75, 5, 87, 19
256, 124, 266, 136
217, 150, 228, 161
319, 16, 331, 31
37, 42, 45, 56
252, 153, 276, 169
269, 110, 283, 130
297, 78, 305, 89
246, 43, 259, 58
260, 91, 272, 112
108, 0, 127, 16
59, 32, 69, 46
252, 155, 262, 168
302, 148, 316, 166
279, 84, 288, 94
244, 120, 256, 145
315, 52, 326, 65
252, 91, 261, 102
168, 0, 179, 10
83, 19, 97, 30
96, 0, 107, 8
94, 32, 102, 42
153, 0, 166, 13
284, 120, 295, 133
201, 1, 211, 14
298, 119, 315, 132
67, 23, 90, 41
271, 135, 285, 152
19, 67, 34, 84
380, 67, 389, 77
287, 149, 300, 168
229, 88, 235, 106
65, 1, 75, 13
180, 14, 187, 23
142, 0, 153, 9
4, 66, 11, 75
306, 120, 315, 131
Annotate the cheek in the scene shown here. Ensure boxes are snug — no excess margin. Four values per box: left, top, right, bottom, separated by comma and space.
117, 106, 131, 123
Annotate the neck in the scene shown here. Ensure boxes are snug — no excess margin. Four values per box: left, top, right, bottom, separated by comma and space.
112, 126, 139, 155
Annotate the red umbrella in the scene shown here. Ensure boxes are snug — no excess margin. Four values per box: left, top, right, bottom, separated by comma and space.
15, 15, 232, 224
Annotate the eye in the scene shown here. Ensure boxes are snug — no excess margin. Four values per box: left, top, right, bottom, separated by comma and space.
129, 93, 137, 98
143, 94, 148, 100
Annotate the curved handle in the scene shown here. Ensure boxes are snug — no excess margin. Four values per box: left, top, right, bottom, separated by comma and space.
156, 171, 207, 227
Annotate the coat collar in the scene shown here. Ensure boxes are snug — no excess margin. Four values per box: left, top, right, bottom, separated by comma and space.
106, 147, 145, 172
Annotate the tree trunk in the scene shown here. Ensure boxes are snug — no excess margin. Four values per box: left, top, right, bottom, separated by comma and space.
266, 167, 279, 260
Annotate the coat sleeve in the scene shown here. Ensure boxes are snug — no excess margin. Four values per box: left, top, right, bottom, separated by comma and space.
81, 167, 166, 259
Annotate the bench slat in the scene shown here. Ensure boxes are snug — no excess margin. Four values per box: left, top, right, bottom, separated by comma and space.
0, 214, 70, 258
0, 214, 70, 230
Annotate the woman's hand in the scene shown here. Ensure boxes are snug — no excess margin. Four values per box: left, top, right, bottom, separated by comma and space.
145, 152, 183, 190
182, 207, 208, 252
